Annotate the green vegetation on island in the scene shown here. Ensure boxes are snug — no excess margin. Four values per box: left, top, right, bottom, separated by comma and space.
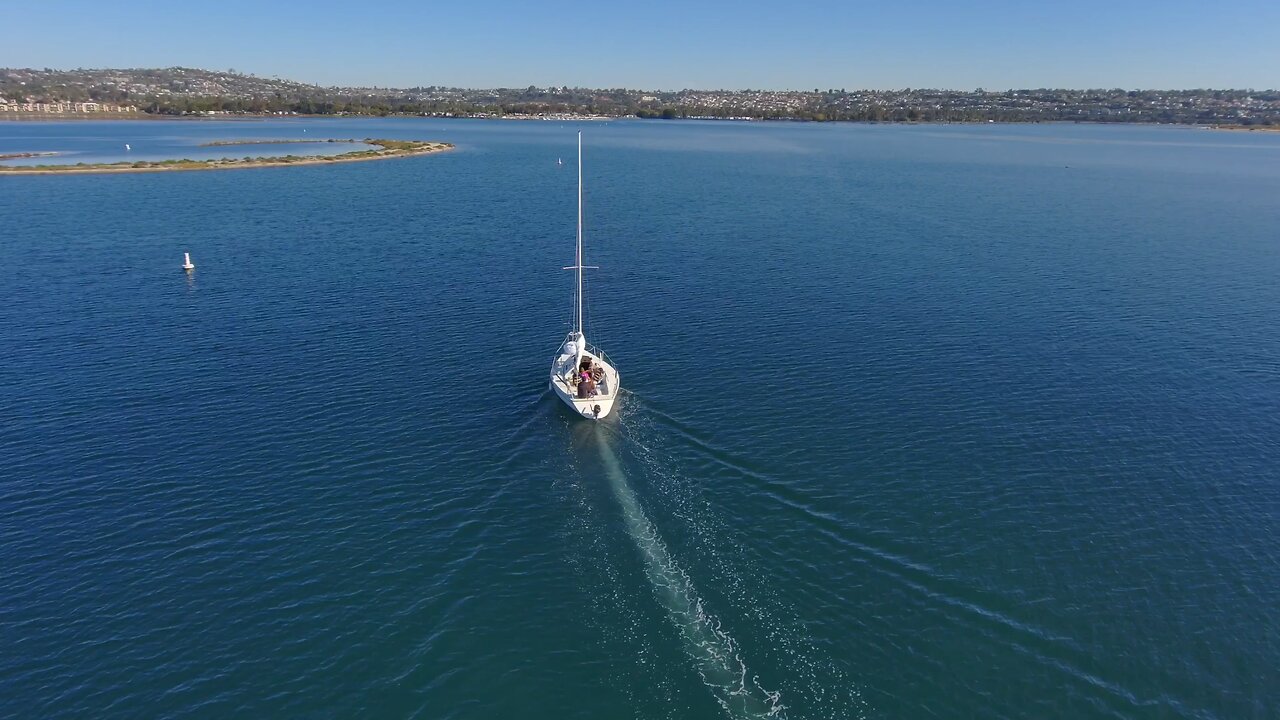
0, 139, 453, 174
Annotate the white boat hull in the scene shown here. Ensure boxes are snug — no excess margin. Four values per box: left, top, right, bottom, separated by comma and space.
549, 345, 618, 420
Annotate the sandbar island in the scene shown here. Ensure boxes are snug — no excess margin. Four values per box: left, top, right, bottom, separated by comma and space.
0, 138, 453, 175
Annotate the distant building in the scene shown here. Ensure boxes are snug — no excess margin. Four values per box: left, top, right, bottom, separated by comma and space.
0, 100, 136, 114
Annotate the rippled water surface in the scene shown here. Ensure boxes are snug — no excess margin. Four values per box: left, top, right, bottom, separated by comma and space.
0, 122, 372, 165
2, 119, 1278, 719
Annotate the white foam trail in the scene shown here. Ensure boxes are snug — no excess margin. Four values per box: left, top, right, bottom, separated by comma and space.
595, 425, 785, 718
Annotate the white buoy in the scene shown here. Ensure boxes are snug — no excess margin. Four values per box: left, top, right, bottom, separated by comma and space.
182, 252, 195, 271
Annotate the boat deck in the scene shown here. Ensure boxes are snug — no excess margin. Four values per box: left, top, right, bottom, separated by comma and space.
553, 371, 613, 399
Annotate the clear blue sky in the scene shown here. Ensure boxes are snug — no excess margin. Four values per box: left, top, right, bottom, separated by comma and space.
3, 0, 1277, 90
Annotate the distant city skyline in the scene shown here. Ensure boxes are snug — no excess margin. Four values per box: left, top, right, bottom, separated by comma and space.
4, 0, 1278, 90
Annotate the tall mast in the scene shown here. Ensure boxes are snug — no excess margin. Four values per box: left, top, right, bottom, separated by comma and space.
576, 131, 584, 336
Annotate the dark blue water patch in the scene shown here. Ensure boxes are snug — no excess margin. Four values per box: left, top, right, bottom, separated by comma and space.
1, 118, 1278, 719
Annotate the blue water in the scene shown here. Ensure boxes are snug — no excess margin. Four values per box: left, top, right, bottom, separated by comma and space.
0, 122, 371, 165
1, 118, 1278, 719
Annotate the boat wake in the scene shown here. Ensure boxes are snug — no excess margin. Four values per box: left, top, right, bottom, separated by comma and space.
593, 424, 785, 719
616, 399, 869, 719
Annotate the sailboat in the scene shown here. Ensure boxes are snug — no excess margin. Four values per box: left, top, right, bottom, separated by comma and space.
549, 132, 619, 420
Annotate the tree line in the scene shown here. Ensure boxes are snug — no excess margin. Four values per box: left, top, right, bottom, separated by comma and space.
130, 95, 1277, 126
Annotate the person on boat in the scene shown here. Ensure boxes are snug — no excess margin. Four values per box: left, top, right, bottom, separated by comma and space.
577, 356, 604, 384
578, 370, 597, 398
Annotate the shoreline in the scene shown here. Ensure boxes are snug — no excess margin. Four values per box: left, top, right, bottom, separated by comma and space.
0, 151, 60, 161
1207, 124, 1280, 132
198, 139, 336, 147
0, 139, 453, 175
3, 113, 1277, 131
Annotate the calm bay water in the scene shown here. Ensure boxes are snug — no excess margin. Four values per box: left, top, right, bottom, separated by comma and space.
0, 124, 371, 166
1, 118, 1277, 719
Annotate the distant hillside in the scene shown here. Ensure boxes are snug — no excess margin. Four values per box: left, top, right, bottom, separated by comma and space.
3, 67, 1278, 125
1, 67, 321, 103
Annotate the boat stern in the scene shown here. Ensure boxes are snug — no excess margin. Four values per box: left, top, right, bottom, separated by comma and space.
549, 380, 617, 420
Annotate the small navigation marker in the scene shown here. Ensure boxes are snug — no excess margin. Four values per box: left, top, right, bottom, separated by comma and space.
182, 252, 195, 272
125, 143, 131, 151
